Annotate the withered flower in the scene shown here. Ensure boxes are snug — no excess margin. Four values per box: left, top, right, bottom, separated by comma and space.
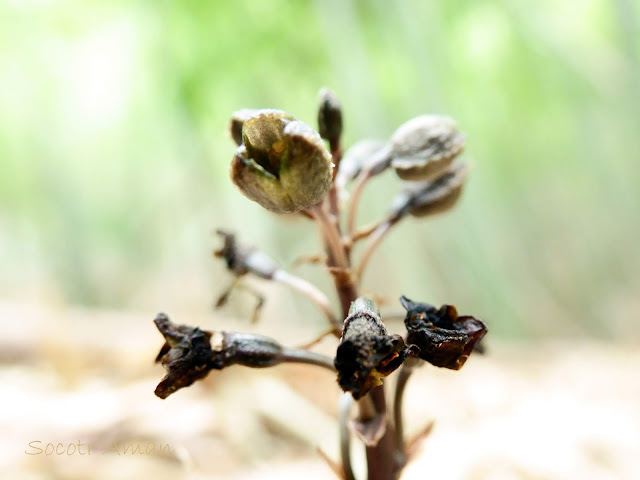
390, 115, 466, 181
334, 298, 410, 399
214, 229, 278, 279
400, 296, 487, 370
317, 88, 343, 148
230, 109, 334, 213
153, 313, 285, 399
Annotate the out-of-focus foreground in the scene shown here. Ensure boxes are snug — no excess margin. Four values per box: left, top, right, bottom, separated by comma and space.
1, 1, 639, 479
3, 302, 639, 480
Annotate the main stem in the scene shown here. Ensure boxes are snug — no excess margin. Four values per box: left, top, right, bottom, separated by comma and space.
317, 203, 399, 480
365, 386, 398, 480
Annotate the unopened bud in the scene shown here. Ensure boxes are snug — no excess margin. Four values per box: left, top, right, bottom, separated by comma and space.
336, 139, 388, 189
317, 88, 343, 148
391, 162, 469, 219
390, 115, 466, 181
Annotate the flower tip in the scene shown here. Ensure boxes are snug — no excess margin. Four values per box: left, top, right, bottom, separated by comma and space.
317, 87, 343, 145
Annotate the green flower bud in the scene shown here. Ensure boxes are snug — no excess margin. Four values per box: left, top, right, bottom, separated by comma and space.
391, 115, 466, 181
230, 109, 334, 214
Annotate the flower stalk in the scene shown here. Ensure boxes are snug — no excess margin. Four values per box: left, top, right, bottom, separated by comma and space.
152, 91, 487, 480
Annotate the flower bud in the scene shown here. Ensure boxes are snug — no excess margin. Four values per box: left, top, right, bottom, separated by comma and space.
230, 109, 334, 214
407, 162, 469, 217
400, 296, 487, 370
390, 115, 466, 181
334, 297, 409, 399
390, 162, 469, 218
336, 139, 387, 189
317, 87, 343, 147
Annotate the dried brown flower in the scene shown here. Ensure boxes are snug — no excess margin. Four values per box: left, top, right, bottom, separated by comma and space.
400, 296, 486, 370
334, 298, 410, 399
213, 229, 278, 279
153, 313, 286, 399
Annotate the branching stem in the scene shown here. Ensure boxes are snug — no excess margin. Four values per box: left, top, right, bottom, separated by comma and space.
273, 269, 341, 334
355, 211, 405, 284
328, 140, 343, 227
347, 168, 374, 239
308, 204, 350, 269
280, 347, 337, 372
393, 356, 419, 466
339, 393, 356, 480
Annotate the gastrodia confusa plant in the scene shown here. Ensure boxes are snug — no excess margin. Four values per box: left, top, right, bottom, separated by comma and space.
153, 89, 487, 480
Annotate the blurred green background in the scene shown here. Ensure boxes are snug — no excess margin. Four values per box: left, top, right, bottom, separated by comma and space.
1, 0, 639, 340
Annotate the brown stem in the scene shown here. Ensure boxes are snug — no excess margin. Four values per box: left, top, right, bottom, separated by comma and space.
346, 143, 393, 239
328, 266, 359, 324
346, 168, 374, 238
273, 269, 341, 334
280, 347, 337, 372
393, 357, 419, 469
328, 140, 343, 226
296, 327, 340, 350
339, 393, 356, 480
355, 221, 393, 285
309, 204, 350, 269
313, 172, 399, 480
347, 221, 382, 246
355, 210, 405, 284
364, 386, 398, 480
309, 201, 357, 319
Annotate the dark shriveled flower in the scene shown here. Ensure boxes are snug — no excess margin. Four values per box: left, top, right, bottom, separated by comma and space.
334, 298, 410, 399
153, 313, 285, 399
214, 229, 278, 279
390, 115, 466, 181
400, 296, 487, 370
230, 109, 334, 214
